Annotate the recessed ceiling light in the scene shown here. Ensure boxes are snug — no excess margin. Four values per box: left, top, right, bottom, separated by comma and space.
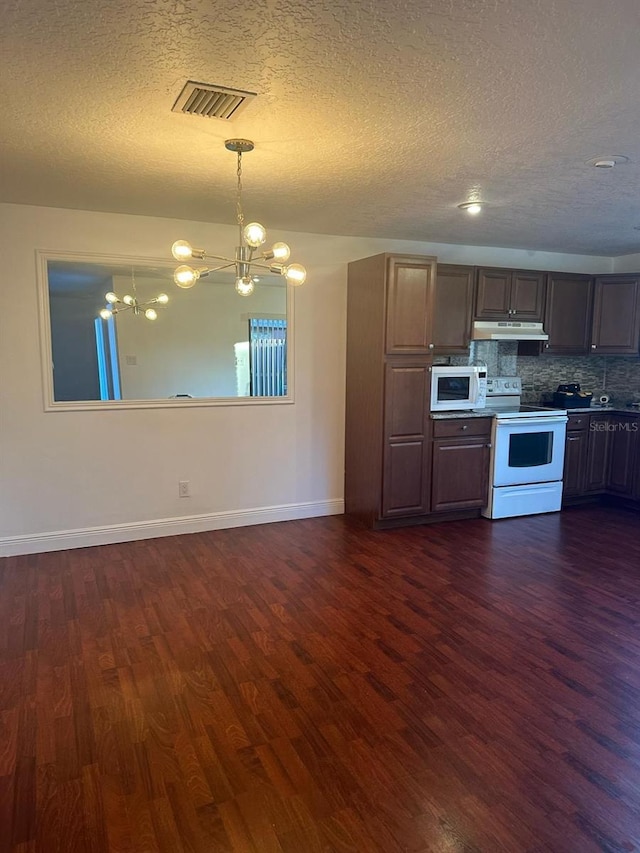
458, 202, 482, 215
585, 155, 630, 168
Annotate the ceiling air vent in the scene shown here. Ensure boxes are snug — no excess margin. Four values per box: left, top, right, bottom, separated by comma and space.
171, 81, 256, 121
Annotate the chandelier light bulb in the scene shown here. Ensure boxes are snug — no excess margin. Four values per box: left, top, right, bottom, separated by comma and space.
156, 293, 169, 305
171, 240, 194, 261
144, 308, 158, 321
271, 242, 291, 262
105, 291, 119, 304
174, 265, 199, 288
243, 222, 267, 248
284, 263, 307, 286
235, 277, 255, 296
122, 294, 135, 306
99, 308, 113, 320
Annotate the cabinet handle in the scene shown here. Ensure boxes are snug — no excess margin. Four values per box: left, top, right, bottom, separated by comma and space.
428, 343, 434, 350
461, 425, 468, 430
544, 343, 550, 349
591, 344, 597, 349
486, 442, 492, 448
568, 436, 580, 441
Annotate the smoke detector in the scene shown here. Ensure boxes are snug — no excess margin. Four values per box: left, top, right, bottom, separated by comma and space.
586, 155, 630, 169
172, 81, 256, 121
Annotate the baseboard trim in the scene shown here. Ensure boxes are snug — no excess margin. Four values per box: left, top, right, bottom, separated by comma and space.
0, 499, 345, 557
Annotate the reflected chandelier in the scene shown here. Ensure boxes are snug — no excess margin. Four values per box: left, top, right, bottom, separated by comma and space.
171, 139, 306, 297
99, 268, 169, 321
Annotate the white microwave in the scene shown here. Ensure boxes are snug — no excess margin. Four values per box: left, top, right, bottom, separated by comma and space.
430, 365, 488, 412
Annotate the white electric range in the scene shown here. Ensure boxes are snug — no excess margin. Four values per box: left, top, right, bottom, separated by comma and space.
481, 377, 569, 519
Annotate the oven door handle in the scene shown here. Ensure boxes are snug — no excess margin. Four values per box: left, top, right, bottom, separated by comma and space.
495, 416, 569, 427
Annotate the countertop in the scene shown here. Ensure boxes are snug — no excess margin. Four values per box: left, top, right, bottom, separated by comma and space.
431, 410, 494, 420
563, 406, 640, 415
432, 406, 640, 420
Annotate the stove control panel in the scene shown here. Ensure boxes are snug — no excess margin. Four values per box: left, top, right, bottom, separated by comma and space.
486, 376, 522, 396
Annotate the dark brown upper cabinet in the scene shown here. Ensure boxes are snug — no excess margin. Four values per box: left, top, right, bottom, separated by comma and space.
385, 256, 435, 354
591, 276, 640, 355
475, 268, 545, 321
433, 264, 475, 355
542, 273, 594, 356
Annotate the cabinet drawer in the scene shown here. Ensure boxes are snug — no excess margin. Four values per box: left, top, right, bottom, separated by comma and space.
567, 414, 589, 431
432, 417, 492, 438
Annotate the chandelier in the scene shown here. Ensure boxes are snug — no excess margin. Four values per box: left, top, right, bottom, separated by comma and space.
98, 268, 169, 321
171, 139, 306, 297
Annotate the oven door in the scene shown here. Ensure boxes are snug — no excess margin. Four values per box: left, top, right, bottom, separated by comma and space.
492, 416, 568, 487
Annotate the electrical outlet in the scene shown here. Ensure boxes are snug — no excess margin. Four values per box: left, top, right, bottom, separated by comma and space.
178, 480, 190, 498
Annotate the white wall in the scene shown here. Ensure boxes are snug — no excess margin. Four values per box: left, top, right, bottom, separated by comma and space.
613, 253, 640, 273
112, 276, 286, 399
0, 202, 614, 554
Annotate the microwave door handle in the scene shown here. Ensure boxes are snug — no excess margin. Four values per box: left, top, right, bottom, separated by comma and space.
470, 371, 480, 402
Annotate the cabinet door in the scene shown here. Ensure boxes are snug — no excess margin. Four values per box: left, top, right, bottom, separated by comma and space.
591, 277, 640, 355
431, 437, 491, 512
511, 271, 545, 320
607, 416, 638, 496
433, 265, 474, 355
563, 430, 588, 497
585, 415, 610, 493
385, 257, 435, 354
475, 268, 511, 320
543, 274, 594, 356
382, 361, 431, 517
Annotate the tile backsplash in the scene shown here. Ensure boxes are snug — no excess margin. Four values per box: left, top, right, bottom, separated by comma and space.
444, 341, 640, 406
517, 351, 640, 405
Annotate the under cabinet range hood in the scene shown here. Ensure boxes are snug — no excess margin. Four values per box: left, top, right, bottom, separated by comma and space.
472, 321, 549, 341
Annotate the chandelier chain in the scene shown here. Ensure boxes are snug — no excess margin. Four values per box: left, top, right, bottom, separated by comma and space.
236, 151, 244, 239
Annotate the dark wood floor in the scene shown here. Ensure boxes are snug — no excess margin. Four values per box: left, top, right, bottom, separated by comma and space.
3, 507, 640, 852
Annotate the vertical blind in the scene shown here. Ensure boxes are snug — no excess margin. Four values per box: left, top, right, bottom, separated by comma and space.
94, 315, 121, 400
249, 318, 287, 396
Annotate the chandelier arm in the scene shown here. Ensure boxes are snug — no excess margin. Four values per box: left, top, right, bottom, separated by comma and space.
202, 254, 237, 266
205, 261, 238, 273
249, 261, 284, 272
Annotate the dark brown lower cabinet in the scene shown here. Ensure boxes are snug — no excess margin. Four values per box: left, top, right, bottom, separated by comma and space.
607, 415, 639, 496
563, 412, 640, 504
585, 414, 610, 493
381, 360, 431, 518
563, 430, 588, 497
431, 418, 492, 512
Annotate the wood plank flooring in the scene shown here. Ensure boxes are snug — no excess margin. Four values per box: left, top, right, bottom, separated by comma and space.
3, 505, 640, 851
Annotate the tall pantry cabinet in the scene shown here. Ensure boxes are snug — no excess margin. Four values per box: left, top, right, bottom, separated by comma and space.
345, 254, 436, 527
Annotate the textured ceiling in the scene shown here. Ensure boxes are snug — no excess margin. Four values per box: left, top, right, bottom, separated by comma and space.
2, 0, 640, 255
